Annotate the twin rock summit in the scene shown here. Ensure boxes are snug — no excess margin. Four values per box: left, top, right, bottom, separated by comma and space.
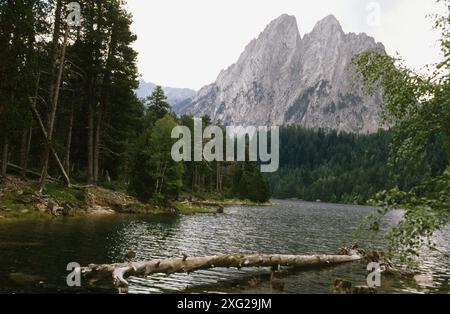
142, 14, 387, 134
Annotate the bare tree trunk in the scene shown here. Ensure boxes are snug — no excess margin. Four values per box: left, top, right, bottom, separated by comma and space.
123, 139, 130, 184
28, 71, 69, 187
216, 162, 219, 192
196, 168, 200, 192
86, 0, 105, 186
25, 127, 32, 175
191, 166, 195, 191
105, 169, 111, 183
194, 165, 198, 192
154, 179, 159, 194
64, 101, 74, 176
87, 99, 95, 185
159, 161, 167, 194
93, 109, 102, 184
39, 24, 69, 192
48, 0, 63, 103
216, 162, 223, 193
219, 163, 223, 192
19, 129, 28, 178
81, 251, 362, 287
1, 89, 17, 178
93, 21, 116, 185
124, 160, 128, 183
123, 140, 129, 183
30, 95, 70, 188
38, 0, 62, 190
155, 163, 162, 194
1, 138, 8, 177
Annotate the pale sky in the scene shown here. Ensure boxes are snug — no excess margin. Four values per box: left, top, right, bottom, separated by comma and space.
127, 0, 446, 90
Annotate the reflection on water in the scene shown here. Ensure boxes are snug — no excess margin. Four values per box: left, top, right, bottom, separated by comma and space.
0, 200, 448, 294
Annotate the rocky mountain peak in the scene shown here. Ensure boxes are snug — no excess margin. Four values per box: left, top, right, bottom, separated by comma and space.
179, 15, 386, 134
264, 14, 299, 34
312, 14, 343, 33
238, 14, 300, 58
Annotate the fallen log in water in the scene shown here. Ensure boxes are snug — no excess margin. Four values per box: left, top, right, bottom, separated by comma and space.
81, 251, 362, 287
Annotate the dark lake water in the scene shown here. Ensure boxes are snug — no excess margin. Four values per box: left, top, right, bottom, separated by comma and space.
0, 200, 448, 294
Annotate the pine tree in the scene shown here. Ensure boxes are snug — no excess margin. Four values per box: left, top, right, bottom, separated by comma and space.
129, 114, 183, 203
145, 86, 171, 126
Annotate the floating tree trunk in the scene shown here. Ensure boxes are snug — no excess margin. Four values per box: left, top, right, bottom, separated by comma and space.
81, 251, 362, 287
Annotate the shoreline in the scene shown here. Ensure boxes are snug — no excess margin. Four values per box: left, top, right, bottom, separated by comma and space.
0, 176, 271, 222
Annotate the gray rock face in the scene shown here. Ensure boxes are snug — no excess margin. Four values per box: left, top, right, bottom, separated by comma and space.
180, 14, 385, 133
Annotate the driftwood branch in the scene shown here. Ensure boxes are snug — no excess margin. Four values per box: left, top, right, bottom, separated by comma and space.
81, 251, 362, 287
6, 163, 57, 181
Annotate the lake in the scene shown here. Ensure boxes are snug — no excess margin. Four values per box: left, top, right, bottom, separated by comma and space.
0, 200, 448, 294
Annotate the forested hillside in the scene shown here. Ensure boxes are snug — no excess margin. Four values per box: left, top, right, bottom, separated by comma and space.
268, 126, 449, 204
267, 127, 391, 203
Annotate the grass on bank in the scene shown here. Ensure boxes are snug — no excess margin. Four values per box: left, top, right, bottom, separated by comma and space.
1, 176, 270, 221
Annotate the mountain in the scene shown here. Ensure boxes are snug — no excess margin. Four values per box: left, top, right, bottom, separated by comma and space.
136, 79, 196, 108
179, 14, 386, 133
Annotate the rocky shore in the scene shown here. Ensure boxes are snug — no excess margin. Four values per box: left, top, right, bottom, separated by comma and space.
0, 176, 268, 221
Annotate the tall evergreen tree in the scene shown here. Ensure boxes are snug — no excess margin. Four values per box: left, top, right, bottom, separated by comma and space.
129, 114, 183, 203
145, 85, 171, 126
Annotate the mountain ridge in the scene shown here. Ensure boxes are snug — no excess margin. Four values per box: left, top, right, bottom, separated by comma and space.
178, 14, 386, 133
136, 79, 196, 108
